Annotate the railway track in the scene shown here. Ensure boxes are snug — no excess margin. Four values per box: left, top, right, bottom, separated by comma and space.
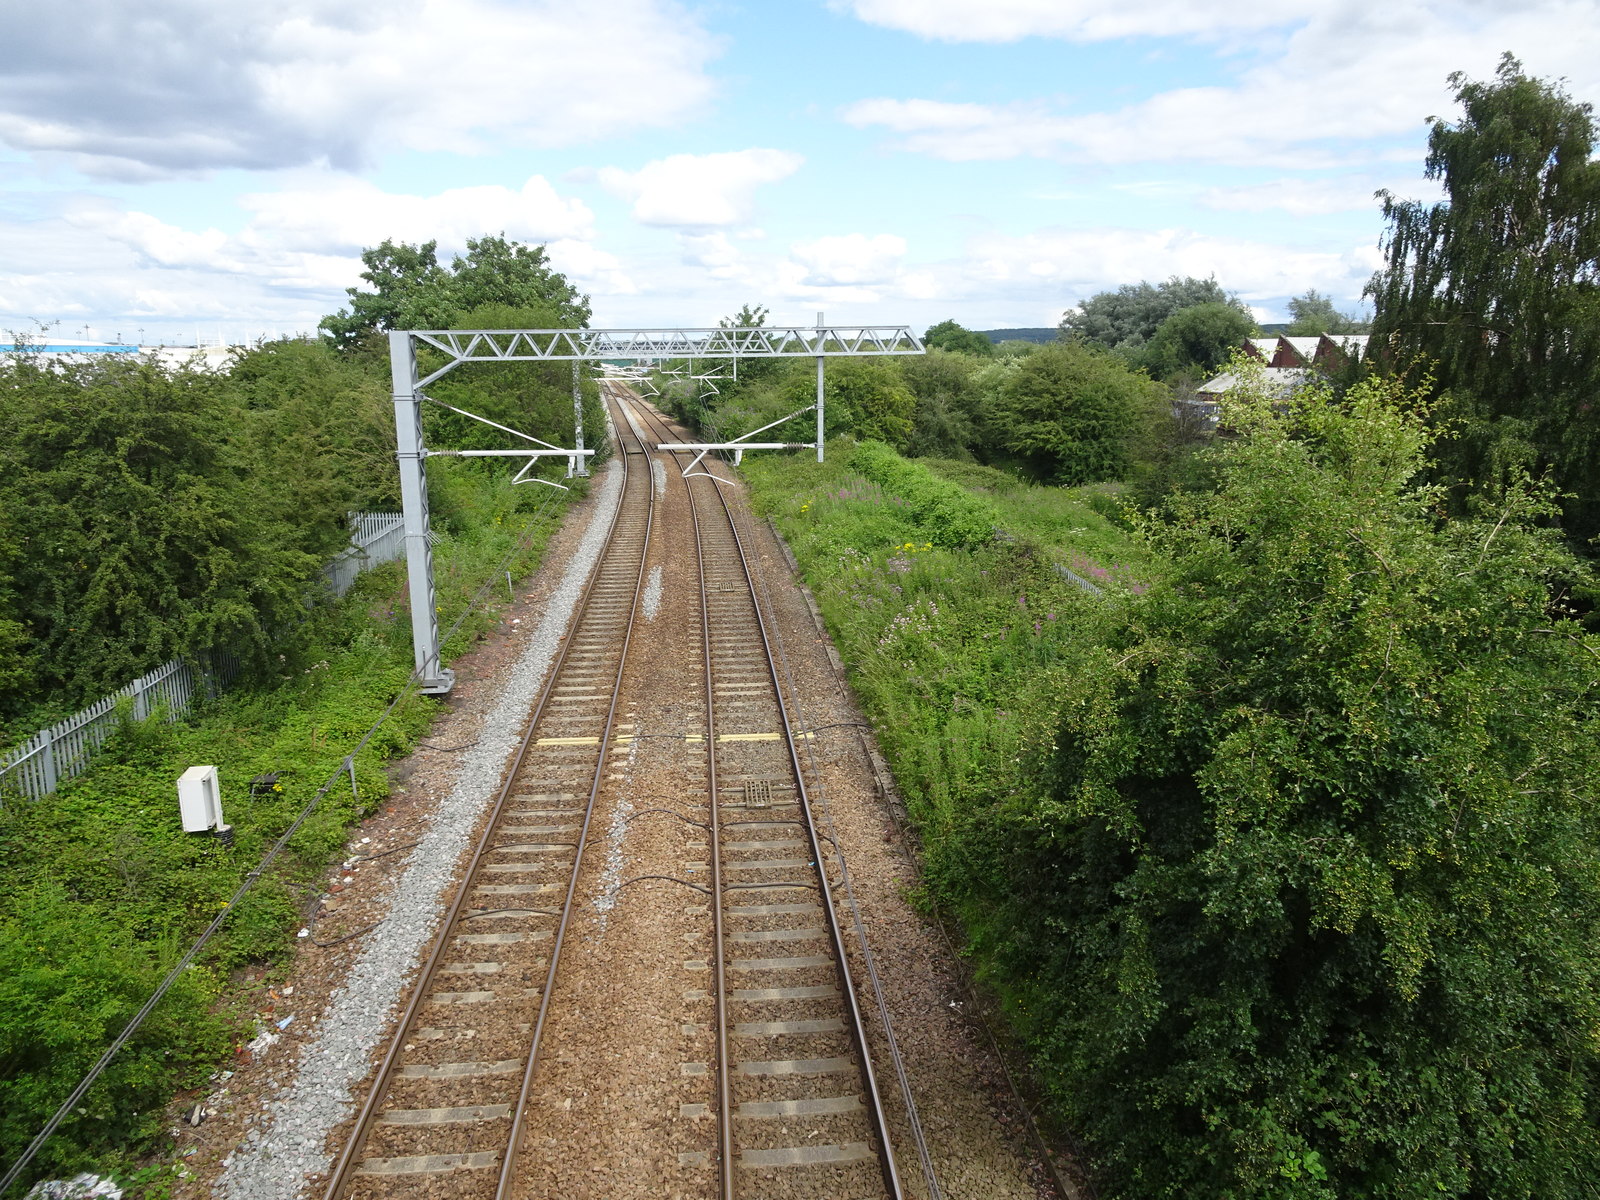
622, 395, 905, 1200
323, 382, 913, 1199
323, 387, 657, 1199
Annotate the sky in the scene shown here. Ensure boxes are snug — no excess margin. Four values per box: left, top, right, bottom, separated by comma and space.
1, 0, 1597, 345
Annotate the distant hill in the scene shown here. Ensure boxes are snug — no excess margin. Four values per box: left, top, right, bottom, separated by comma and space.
977, 327, 1058, 344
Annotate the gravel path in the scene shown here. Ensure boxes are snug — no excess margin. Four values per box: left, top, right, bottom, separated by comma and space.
213, 459, 623, 1200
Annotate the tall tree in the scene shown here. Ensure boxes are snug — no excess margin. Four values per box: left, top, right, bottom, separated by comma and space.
446, 235, 591, 327
1062, 276, 1248, 354
1287, 288, 1368, 336
320, 234, 590, 349
1141, 301, 1258, 379
923, 319, 995, 357
987, 341, 1169, 484
977, 372, 1600, 1196
1367, 55, 1600, 542
319, 239, 453, 348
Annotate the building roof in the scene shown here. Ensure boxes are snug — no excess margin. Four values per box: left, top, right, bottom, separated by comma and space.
1198, 366, 1311, 399
1320, 333, 1370, 356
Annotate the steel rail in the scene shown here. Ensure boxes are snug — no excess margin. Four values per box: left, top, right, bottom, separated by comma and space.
625, 394, 904, 1199
692, 417, 737, 1200
322, 383, 655, 1200
616, 386, 737, 1199
493, 387, 658, 1198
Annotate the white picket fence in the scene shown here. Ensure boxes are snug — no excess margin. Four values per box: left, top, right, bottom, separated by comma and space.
0, 512, 405, 804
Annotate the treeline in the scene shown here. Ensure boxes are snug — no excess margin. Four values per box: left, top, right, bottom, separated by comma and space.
658, 284, 1368, 511
0, 236, 603, 1186
658, 309, 1193, 498
0, 235, 606, 740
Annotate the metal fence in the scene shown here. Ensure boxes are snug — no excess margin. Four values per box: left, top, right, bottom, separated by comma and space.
323, 511, 406, 598
0, 512, 405, 804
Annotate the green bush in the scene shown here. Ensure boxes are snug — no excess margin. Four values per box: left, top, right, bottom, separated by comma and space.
970, 375, 1600, 1196
848, 440, 998, 549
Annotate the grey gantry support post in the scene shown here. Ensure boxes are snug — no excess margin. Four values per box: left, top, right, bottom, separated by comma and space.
815, 311, 826, 463
389, 331, 455, 695
571, 360, 587, 477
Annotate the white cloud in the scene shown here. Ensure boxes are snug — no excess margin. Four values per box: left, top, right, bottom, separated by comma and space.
952, 226, 1382, 307
545, 240, 638, 297
788, 233, 908, 287
679, 233, 748, 279
1200, 176, 1428, 217
841, 3, 1600, 168
835, 0, 1318, 43
240, 177, 595, 254
4, 174, 629, 340
0, 0, 720, 177
596, 150, 804, 228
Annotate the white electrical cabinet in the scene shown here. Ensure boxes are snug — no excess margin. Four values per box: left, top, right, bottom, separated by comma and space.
178, 765, 223, 832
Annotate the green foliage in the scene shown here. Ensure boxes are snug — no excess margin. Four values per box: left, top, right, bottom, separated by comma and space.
0, 885, 230, 1181
799, 357, 916, 447
923, 319, 995, 357
320, 234, 591, 350
1287, 288, 1368, 336
849, 441, 998, 548
1368, 55, 1600, 545
900, 349, 983, 459
987, 341, 1172, 485
918, 458, 1151, 580
0, 346, 391, 729
978, 374, 1600, 1196
1140, 301, 1257, 379
1062, 276, 1248, 355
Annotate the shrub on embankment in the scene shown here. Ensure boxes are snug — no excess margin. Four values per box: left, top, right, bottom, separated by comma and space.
744, 391, 1600, 1198
0, 446, 574, 1189
847, 440, 998, 549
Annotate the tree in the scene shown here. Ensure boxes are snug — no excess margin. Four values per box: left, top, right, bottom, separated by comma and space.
1140, 301, 1258, 378
923, 319, 995, 357
448, 236, 590, 324
1367, 55, 1600, 544
1286, 288, 1368, 336
785, 356, 915, 447
901, 348, 982, 458
986, 341, 1169, 484
320, 234, 591, 349
972, 371, 1600, 1196
319, 239, 452, 348
0, 355, 353, 716
1062, 277, 1248, 354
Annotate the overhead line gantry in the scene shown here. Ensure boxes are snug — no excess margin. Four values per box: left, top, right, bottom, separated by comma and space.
390, 316, 924, 694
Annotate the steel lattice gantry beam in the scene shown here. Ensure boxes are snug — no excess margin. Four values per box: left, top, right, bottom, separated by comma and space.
390, 320, 923, 693
410, 324, 924, 387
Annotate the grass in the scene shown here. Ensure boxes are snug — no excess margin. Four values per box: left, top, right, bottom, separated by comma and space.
916, 457, 1154, 590
742, 437, 1125, 862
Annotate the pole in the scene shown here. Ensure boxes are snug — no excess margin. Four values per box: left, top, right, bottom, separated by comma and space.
390, 331, 454, 695
572, 360, 587, 477
815, 310, 826, 463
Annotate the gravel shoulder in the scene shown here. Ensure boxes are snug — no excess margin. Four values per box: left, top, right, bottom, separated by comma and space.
163, 460, 624, 1200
